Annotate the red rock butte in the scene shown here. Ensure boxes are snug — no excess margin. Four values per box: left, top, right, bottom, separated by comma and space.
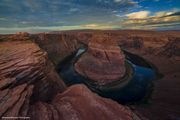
75, 33, 126, 85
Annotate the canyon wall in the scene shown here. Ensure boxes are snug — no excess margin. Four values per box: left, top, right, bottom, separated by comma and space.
0, 30, 179, 120
0, 33, 142, 120
29, 30, 180, 63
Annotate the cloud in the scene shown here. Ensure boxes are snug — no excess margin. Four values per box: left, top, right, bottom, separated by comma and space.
114, 0, 122, 3
0, 23, 119, 34
166, 11, 180, 16
121, 10, 180, 29
0, 0, 138, 28
81, 23, 118, 29
0, 17, 7, 21
83, 24, 99, 28
69, 8, 79, 12
126, 11, 150, 19
0, 0, 179, 33
155, 11, 174, 17
113, 0, 138, 7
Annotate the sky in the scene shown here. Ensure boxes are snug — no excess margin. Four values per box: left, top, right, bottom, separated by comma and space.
0, 0, 180, 33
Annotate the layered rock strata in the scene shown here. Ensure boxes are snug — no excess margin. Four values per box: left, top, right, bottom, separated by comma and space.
0, 84, 33, 117
0, 41, 66, 102
75, 34, 126, 85
32, 33, 81, 65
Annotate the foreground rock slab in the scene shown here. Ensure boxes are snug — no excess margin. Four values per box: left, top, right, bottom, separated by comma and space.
29, 84, 141, 120
0, 84, 33, 117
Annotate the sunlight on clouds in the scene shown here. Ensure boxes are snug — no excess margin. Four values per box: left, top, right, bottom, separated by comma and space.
81, 23, 117, 29
122, 10, 180, 29
126, 11, 150, 19
83, 24, 99, 28
155, 11, 173, 17
122, 19, 148, 25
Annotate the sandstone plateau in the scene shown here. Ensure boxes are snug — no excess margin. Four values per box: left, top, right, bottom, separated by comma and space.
0, 30, 180, 120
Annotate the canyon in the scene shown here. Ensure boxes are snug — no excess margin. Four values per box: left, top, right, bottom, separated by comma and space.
0, 30, 179, 120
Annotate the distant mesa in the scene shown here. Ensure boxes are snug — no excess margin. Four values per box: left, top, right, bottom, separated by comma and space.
8, 32, 31, 41
15, 32, 29, 35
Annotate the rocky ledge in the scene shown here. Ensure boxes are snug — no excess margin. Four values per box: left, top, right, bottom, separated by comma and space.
0, 40, 66, 118
0, 41, 66, 102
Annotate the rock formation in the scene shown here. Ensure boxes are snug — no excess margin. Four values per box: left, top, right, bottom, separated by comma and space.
0, 37, 142, 120
0, 84, 33, 117
32, 33, 81, 65
0, 41, 66, 102
0, 30, 180, 120
159, 37, 180, 57
75, 33, 126, 85
28, 84, 139, 120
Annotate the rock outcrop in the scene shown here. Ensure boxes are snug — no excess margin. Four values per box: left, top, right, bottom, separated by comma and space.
32, 33, 81, 65
0, 41, 66, 102
159, 37, 180, 57
29, 84, 139, 120
0, 84, 33, 117
75, 34, 126, 85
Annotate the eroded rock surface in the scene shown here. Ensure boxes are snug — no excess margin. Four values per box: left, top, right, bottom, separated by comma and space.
0, 84, 34, 117
0, 41, 66, 102
75, 34, 126, 85
1, 84, 34, 117
32, 33, 81, 65
29, 84, 139, 120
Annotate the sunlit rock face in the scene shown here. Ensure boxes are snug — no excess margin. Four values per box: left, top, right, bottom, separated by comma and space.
75, 34, 126, 85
